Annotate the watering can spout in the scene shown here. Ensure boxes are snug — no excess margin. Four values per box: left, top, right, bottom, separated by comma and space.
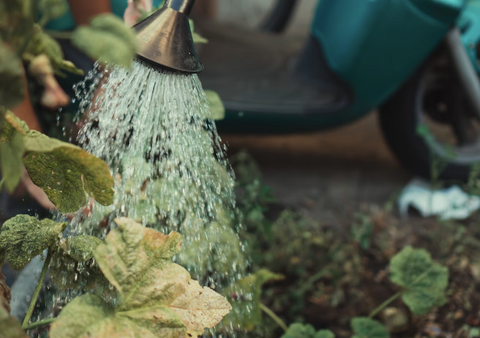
133, 0, 203, 73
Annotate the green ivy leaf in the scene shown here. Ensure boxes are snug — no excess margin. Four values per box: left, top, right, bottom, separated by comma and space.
390, 246, 449, 315
0, 111, 25, 192
281, 323, 335, 338
72, 14, 137, 68
23, 130, 114, 213
223, 269, 284, 331
0, 43, 24, 109
351, 318, 390, 338
205, 90, 225, 121
0, 215, 67, 270
38, 0, 67, 20
0, 0, 34, 50
50, 217, 232, 338
0, 305, 27, 338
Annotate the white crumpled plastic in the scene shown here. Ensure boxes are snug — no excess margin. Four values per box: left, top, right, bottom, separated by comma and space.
398, 179, 480, 220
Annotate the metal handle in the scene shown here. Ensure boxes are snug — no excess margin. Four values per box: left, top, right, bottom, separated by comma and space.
165, 0, 196, 16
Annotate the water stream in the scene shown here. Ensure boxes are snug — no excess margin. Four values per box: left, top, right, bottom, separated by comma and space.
27, 60, 250, 335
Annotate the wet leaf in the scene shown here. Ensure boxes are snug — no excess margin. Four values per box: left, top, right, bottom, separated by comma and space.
0, 42, 24, 109
0, 111, 25, 192
282, 323, 335, 338
23, 130, 114, 213
351, 317, 390, 338
62, 235, 103, 262
38, 0, 67, 20
72, 14, 137, 68
0, 270, 11, 313
205, 90, 225, 121
50, 217, 232, 338
390, 246, 449, 315
0, 214, 67, 270
223, 269, 284, 331
49, 248, 109, 291
0, 305, 27, 338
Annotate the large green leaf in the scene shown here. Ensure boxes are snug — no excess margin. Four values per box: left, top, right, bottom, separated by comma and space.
351, 318, 390, 338
50, 217, 232, 338
0, 110, 25, 192
0, 215, 67, 270
0, 305, 27, 338
26, 25, 64, 65
0, 42, 24, 109
72, 14, 137, 68
23, 130, 114, 213
389, 246, 449, 315
223, 269, 284, 331
282, 323, 335, 338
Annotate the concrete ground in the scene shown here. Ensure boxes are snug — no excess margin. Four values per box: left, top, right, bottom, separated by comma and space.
217, 0, 413, 218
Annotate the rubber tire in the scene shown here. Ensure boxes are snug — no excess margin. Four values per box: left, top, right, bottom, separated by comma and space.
260, 0, 298, 33
379, 67, 472, 182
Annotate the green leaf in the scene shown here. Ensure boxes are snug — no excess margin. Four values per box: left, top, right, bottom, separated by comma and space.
23, 130, 114, 213
50, 235, 108, 291
223, 269, 284, 331
389, 246, 449, 315
205, 90, 225, 121
189, 19, 208, 44
351, 317, 390, 338
0, 42, 24, 109
281, 323, 335, 338
72, 14, 137, 68
49, 247, 109, 291
62, 235, 103, 262
0, 111, 25, 192
50, 217, 232, 338
26, 25, 64, 65
0, 305, 27, 338
38, 0, 67, 20
0, 215, 67, 270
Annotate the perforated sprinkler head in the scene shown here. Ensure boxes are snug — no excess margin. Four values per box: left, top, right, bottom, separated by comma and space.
134, 0, 203, 73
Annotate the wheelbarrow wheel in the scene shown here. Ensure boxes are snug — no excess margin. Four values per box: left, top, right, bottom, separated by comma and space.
379, 49, 480, 182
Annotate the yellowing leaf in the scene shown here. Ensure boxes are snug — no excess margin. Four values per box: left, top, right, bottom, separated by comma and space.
23, 130, 114, 213
389, 246, 449, 315
0, 42, 24, 109
0, 215, 67, 270
72, 14, 137, 68
351, 317, 390, 338
50, 217, 232, 338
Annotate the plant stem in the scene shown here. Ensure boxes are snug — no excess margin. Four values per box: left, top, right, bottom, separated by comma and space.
0, 177, 5, 191
22, 248, 53, 330
368, 291, 403, 319
260, 302, 288, 332
22, 317, 56, 331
